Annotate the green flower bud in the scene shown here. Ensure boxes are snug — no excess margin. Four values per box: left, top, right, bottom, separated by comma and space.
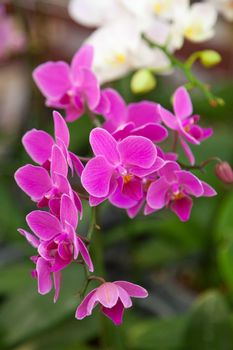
200, 50, 222, 68
131, 69, 157, 94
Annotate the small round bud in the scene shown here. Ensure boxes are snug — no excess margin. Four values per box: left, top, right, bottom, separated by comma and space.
131, 69, 157, 94
200, 50, 222, 68
215, 162, 233, 184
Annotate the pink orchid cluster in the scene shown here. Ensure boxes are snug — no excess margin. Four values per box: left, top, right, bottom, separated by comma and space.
15, 45, 217, 326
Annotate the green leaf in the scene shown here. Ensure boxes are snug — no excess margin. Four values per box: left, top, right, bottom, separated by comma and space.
0, 264, 86, 347
127, 316, 187, 350
183, 290, 233, 350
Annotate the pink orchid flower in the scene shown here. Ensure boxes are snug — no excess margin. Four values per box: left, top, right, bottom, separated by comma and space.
19, 194, 93, 302
146, 162, 216, 221
33, 45, 100, 121
15, 144, 82, 216
76, 281, 148, 325
100, 88, 168, 142
81, 128, 164, 209
22, 110, 83, 176
159, 86, 213, 165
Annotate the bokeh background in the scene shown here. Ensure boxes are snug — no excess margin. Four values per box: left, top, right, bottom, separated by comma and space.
0, 1, 233, 349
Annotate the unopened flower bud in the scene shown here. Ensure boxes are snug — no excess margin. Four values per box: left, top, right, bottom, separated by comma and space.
215, 162, 233, 184
200, 50, 222, 68
131, 69, 157, 94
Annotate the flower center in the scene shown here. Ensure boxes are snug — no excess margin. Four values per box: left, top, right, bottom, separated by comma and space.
123, 174, 133, 184
184, 23, 204, 40
171, 191, 185, 201
153, 1, 170, 15
107, 53, 126, 66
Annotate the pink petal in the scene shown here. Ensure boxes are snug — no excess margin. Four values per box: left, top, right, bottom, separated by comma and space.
131, 157, 165, 177
127, 101, 161, 126
71, 45, 94, 79
65, 103, 84, 122
22, 129, 54, 165
81, 156, 114, 197
146, 177, 169, 209
173, 86, 193, 120
76, 68, 100, 110
51, 145, 68, 181
14, 165, 52, 201
101, 88, 127, 124
122, 179, 143, 201
109, 186, 138, 209
26, 211, 62, 240
75, 289, 97, 319
176, 170, 203, 197
69, 152, 84, 176
33, 62, 71, 100
116, 285, 132, 308
18, 228, 40, 248
78, 237, 94, 272
118, 136, 156, 168
180, 138, 195, 165
159, 105, 177, 130
96, 282, 119, 308
53, 111, 70, 148
53, 173, 71, 194
201, 181, 217, 197
170, 196, 193, 222
159, 161, 181, 182
90, 128, 120, 165
36, 257, 52, 295
60, 194, 78, 230
73, 191, 83, 218
53, 270, 62, 303
131, 123, 168, 143
102, 300, 124, 326
127, 199, 145, 219
114, 281, 148, 298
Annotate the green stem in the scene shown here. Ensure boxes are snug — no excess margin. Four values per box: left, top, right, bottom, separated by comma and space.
142, 34, 224, 107
178, 156, 222, 171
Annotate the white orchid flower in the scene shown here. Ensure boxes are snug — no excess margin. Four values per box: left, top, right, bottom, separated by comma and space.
209, 0, 233, 21
86, 18, 171, 84
68, 0, 124, 27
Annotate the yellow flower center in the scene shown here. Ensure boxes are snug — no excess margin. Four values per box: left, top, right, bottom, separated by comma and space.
106, 53, 126, 66
184, 125, 191, 132
184, 23, 203, 40
172, 192, 185, 200
123, 174, 133, 184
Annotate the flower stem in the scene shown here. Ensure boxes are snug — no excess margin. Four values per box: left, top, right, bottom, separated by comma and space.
142, 34, 224, 107
178, 156, 222, 171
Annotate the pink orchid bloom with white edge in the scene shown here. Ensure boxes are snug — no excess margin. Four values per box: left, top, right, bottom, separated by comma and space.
81, 128, 164, 209
101, 88, 168, 143
159, 86, 213, 165
146, 161, 216, 221
76, 281, 148, 326
19, 194, 93, 302
33, 45, 100, 122
15, 144, 82, 216
22, 111, 83, 176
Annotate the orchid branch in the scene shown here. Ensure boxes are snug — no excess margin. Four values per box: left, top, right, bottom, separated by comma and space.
142, 34, 224, 107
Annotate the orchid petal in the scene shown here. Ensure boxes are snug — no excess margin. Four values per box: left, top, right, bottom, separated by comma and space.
22, 129, 54, 165
33, 62, 71, 100
81, 156, 114, 197
26, 211, 62, 240
90, 128, 120, 165
14, 165, 52, 201
118, 136, 156, 168
173, 86, 192, 119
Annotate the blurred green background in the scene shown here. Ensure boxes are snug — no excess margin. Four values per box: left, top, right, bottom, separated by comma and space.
0, 1, 233, 349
